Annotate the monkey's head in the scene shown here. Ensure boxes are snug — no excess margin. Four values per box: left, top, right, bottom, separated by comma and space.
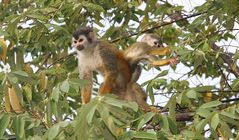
72, 27, 97, 51
141, 34, 163, 48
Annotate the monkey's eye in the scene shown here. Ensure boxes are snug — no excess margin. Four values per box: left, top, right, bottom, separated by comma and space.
79, 38, 84, 42
74, 41, 77, 44
154, 42, 158, 45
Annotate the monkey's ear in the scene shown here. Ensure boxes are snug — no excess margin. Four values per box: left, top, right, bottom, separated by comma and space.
141, 34, 151, 42
88, 31, 97, 41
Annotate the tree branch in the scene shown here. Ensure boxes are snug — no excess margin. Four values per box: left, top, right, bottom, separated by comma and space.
110, 11, 207, 43
212, 43, 239, 77
47, 52, 76, 68
175, 112, 194, 121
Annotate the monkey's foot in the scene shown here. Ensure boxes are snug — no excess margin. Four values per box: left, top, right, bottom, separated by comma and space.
150, 106, 160, 113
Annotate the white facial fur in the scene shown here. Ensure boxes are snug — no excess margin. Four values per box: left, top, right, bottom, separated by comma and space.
141, 34, 160, 47
72, 35, 89, 51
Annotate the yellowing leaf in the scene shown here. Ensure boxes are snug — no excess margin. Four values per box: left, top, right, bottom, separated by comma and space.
4, 85, 11, 112
0, 38, 7, 63
39, 71, 46, 91
8, 86, 23, 113
23, 63, 33, 74
203, 91, 212, 102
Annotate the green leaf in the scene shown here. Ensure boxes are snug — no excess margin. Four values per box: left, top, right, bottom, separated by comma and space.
7, 74, 18, 84
86, 105, 97, 124
13, 70, 29, 77
232, 78, 239, 90
123, 101, 138, 112
161, 116, 169, 131
102, 96, 124, 108
196, 108, 211, 118
191, 16, 205, 27
13, 116, 25, 140
220, 111, 239, 120
186, 89, 198, 99
47, 124, 60, 140
146, 82, 154, 104
52, 86, 60, 102
168, 95, 176, 120
104, 116, 118, 136
60, 80, 69, 93
220, 122, 234, 138
154, 70, 168, 78
137, 112, 155, 130
133, 131, 157, 140
51, 100, 58, 117
195, 119, 208, 132
192, 86, 214, 92
0, 44, 3, 55
0, 114, 10, 138
168, 118, 179, 134
26, 13, 48, 21
23, 85, 32, 102
68, 78, 85, 89
225, 18, 235, 29
200, 100, 222, 109
211, 113, 219, 130
82, 2, 105, 12
18, 117, 25, 139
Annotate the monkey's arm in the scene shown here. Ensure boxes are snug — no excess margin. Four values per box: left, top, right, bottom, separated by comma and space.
148, 47, 171, 55
150, 58, 178, 67
79, 71, 93, 104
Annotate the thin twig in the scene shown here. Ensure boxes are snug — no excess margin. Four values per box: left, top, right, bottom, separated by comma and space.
154, 90, 239, 95
215, 62, 233, 90
221, 97, 239, 103
110, 11, 207, 43
47, 52, 76, 68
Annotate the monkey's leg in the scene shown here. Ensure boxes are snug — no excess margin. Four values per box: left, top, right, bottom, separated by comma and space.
99, 73, 117, 95
148, 47, 171, 56
131, 83, 160, 112
80, 72, 93, 104
150, 58, 178, 67
81, 88, 92, 104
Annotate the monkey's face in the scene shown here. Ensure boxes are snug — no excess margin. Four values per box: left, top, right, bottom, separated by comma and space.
141, 34, 163, 48
72, 35, 89, 51
147, 38, 162, 48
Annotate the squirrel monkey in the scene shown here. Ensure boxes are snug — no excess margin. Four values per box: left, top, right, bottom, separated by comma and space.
123, 34, 179, 112
72, 27, 159, 112
72, 27, 133, 104
124, 34, 179, 82
72, 27, 150, 110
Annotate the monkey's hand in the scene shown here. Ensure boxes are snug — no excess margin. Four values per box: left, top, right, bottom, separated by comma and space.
149, 57, 179, 67
168, 57, 179, 66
